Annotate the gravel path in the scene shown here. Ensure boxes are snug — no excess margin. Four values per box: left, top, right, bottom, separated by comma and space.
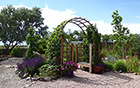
1, 57, 140, 88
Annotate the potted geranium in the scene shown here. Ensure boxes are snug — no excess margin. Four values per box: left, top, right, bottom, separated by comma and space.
60, 61, 78, 77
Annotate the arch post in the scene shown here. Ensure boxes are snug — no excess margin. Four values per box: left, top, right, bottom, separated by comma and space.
61, 35, 63, 76
61, 35, 63, 65
89, 43, 92, 73
75, 44, 78, 64
71, 44, 74, 62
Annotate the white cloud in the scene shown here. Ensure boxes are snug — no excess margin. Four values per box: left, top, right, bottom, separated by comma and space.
136, 16, 140, 19
42, 5, 78, 32
41, 5, 114, 34
91, 20, 113, 34
0, 4, 140, 34
124, 23, 140, 34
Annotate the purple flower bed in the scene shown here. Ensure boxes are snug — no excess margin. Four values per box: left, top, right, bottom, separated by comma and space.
17, 57, 47, 76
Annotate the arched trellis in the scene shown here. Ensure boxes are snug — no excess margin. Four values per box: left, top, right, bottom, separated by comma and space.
58, 17, 97, 35
58, 17, 100, 73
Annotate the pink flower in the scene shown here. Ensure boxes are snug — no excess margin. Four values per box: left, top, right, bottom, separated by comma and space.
64, 62, 66, 64
65, 66, 67, 68
61, 68, 64, 70
75, 65, 78, 68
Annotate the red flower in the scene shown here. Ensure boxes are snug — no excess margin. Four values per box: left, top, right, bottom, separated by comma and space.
128, 60, 129, 61
134, 52, 137, 54
134, 62, 136, 64
137, 55, 139, 57
134, 55, 137, 57
136, 64, 138, 66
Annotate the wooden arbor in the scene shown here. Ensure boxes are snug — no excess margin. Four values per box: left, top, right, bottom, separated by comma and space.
59, 17, 98, 73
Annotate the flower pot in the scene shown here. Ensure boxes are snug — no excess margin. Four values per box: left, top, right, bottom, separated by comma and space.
66, 70, 73, 77
94, 64, 104, 74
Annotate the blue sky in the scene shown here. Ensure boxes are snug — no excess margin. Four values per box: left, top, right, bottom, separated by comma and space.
0, 0, 140, 34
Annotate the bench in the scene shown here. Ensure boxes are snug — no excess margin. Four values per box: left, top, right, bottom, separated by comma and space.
77, 62, 92, 73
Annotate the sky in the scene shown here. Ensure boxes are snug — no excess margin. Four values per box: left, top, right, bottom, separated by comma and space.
0, 0, 140, 34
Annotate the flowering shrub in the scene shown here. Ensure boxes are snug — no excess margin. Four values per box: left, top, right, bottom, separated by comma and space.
17, 58, 46, 76
125, 52, 140, 73
60, 61, 78, 73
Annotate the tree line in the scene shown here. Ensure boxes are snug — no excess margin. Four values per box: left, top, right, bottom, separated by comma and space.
0, 5, 140, 58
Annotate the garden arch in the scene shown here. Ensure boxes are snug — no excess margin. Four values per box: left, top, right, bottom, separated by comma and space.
58, 17, 100, 73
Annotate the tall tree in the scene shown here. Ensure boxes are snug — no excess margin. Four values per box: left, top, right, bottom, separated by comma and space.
0, 5, 48, 54
111, 10, 129, 58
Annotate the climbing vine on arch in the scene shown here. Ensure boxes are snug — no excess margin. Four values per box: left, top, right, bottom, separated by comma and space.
45, 20, 68, 65
83, 25, 101, 64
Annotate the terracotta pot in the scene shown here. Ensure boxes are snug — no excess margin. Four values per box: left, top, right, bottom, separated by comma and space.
94, 65, 104, 74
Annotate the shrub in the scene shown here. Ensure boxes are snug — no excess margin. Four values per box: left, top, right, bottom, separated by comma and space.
10, 47, 26, 57
17, 58, 46, 76
113, 60, 127, 72
25, 27, 40, 59
39, 64, 59, 78
125, 53, 140, 73
104, 61, 113, 71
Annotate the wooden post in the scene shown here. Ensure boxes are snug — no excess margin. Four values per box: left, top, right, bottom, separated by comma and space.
75, 44, 78, 64
89, 43, 92, 73
61, 35, 63, 65
61, 36, 63, 76
71, 44, 74, 62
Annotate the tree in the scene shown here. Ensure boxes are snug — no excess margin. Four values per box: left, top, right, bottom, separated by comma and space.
111, 10, 129, 58
0, 5, 48, 54
25, 27, 40, 58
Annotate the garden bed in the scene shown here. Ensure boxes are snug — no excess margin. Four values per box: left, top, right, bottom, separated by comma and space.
1, 57, 140, 88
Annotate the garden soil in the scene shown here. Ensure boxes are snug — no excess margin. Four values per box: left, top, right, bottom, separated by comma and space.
0, 57, 140, 88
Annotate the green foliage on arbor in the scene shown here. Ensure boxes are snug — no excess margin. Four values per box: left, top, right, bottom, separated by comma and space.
83, 25, 102, 64
25, 27, 40, 59
111, 10, 130, 58
45, 21, 67, 65
0, 5, 48, 54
